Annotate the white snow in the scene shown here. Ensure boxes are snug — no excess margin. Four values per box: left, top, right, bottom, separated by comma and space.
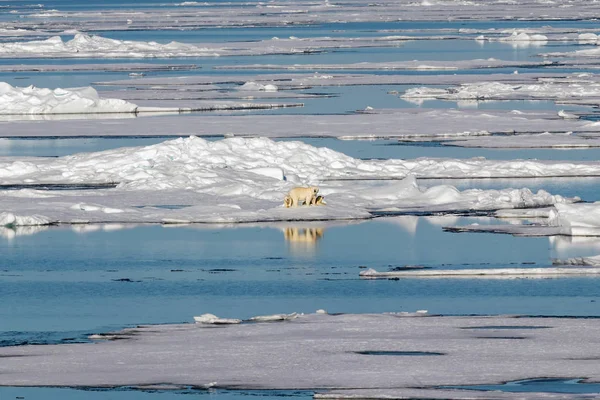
401, 76, 600, 102
2, 109, 597, 138
239, 81, 278, 92
194, 313, 241, 324
215, 59, 551, 71
359, 267, 600, 278
248, 312, 299, 322
0, 137, 580, 226
0, 83, 138, 115
480, 30, 549, 47
0, 82, 302, 120
0, 33, 221, 58
445, 202, 600, 237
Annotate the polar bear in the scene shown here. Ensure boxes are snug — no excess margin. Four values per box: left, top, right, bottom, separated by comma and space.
284, 186, 319, 208
310, 195, 326, 206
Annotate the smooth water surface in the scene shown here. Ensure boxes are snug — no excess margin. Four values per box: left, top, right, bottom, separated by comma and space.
3, 218, 600, 346
0, 387, 313, 400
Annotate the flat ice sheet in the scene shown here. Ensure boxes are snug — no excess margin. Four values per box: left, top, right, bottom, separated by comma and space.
2, 109, 597, 138
2, 312, 600, 397
96, 72, 563, 88
5, 0, 600, 31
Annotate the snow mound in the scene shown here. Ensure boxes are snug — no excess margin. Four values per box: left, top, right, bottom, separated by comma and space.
248, 312, 299, 322
0, 137, 580, 225
0, 212, 51, 227
193, 314, 241, 325
0, 83, 138, 115
239, 81, 278, 92
0, 33, 219, 58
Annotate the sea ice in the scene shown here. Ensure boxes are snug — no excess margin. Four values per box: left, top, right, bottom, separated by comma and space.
3, 312, 600, 397
0, 83, 138, 115
0, 137, 580, 225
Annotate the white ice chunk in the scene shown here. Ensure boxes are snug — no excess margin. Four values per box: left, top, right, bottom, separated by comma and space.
0, 83, 138, 115
193, 314, 241, 325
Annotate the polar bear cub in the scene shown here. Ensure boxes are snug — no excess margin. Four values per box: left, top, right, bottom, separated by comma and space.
284, 186, 319, 207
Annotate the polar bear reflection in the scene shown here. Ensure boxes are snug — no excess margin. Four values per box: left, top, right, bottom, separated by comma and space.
283, 227, 324, 255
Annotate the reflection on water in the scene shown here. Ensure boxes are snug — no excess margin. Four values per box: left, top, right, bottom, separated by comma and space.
0, 225, 49, 241
283, 226, 325, 256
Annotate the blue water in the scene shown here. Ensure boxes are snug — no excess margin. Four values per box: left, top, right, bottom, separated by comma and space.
2, 218, 600, 344
4, 136, 600, 161
0, 387, 314, 400
451, 378, 600, 394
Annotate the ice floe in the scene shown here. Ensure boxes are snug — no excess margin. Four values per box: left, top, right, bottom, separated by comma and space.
359, 267, 600, 278
194, 313, 241, 324
3, 109, 597, 139
3, 312, 600, 396
401, 74, 600, 102
0, 82, 302, 120
0, 33, 221, 58
215, 59, 552, 71
95, 71, 561, 89
553, 255, 600, 266
5, 0, 600, 32
0, 33, 413, 59
0, 137, 581, 225
446, 202, 600, 237
0, 83, 139, 115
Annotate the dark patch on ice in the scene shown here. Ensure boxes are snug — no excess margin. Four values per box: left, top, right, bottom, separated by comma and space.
264, 257, 284, 260
170, 269, 185, 272
0, 183, 117, 191
133, 204, 191, 210
474, 336, 528, 340
389, 265, 431, 271
355, 350, 445, 356
461, 325, 550, 330
371, 209, 495, 217
111, 278, 141, 282
446, 377, 600, 394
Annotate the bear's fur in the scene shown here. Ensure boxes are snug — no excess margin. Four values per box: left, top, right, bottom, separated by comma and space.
283, 186, 319, 208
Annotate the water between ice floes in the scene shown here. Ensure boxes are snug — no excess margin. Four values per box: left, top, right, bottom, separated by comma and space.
2, 218, 600, 346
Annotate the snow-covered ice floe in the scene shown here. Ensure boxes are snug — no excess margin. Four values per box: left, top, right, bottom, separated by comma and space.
401, 73, 600, 102
194, 313, 241, 325
3, 312, 600, 400
0, 82, 301, 120
359, 267, 600, 279
553, 255, 600, 267
0, 33, 414, 59
215, 59, 552, 71
446, 203, 600, 237
5, 0, 600, 30
3, 109, 599, 139
0, 33, 222, 58
0, 137, 580, 225
0, 83, 138, 115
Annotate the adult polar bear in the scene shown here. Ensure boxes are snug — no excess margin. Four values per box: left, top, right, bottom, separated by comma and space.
284, 186, 320, 207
